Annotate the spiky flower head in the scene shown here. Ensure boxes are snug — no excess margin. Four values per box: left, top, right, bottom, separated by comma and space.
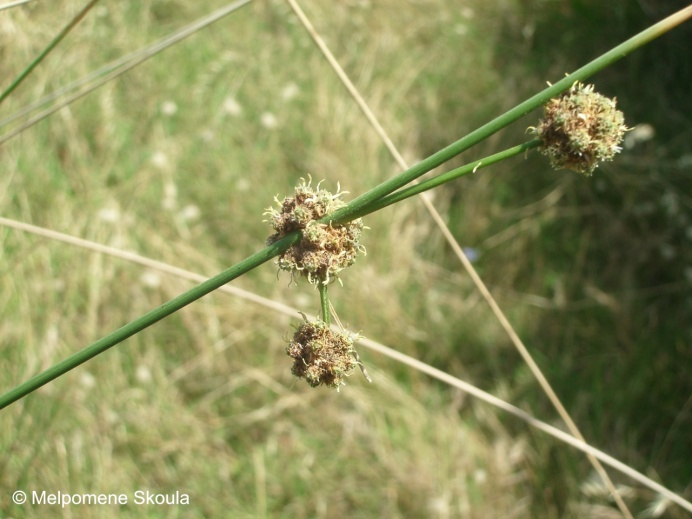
530, 82, 629, 176
265, 177, 366, 284
286, 317, 359, 389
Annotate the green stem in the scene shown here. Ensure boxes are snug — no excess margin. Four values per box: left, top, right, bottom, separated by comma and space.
0, 0, 102, 105
0, 232, 301, 410
319, 282, 330, 325
323, 5, 692, 227
351, 140, 542, 220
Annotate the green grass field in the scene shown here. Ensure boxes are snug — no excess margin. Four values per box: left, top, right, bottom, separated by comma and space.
1, 1, 691, 517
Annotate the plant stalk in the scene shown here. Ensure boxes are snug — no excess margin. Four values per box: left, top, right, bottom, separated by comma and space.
0, 232, 300, 410
351, 140, 542, 221
0, 0, 102, 105
319, 282, 330, 325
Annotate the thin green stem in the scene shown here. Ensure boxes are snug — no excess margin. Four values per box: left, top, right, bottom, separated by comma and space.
0, 0, 254, 142
350, 140, 542, 221
319, 282, 330, 325
0, 232, 300, 410
0, 0, 101, 105
323, 5, 692, 227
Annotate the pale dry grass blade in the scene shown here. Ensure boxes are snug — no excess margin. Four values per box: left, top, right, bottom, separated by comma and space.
0, 216, 290, 318
357, 336, 692, 515
0, 48, 146, 129
1, 215, 690, 514
0, 0, 253, 143
0, 0, 34, 12
283, 1, 633, 517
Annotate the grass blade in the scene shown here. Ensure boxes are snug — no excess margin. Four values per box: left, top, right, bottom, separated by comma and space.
0, 0, 35, 12
0, 0, 101, 104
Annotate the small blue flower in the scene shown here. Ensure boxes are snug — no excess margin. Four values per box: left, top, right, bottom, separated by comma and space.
462, 247, 481, 263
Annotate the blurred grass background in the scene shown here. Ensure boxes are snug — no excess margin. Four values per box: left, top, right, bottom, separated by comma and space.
1, 0, 690, 517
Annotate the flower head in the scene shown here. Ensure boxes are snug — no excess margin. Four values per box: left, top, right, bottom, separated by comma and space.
530, 82, 629, 176
265, 177, 366, 284
286, 317, 359, 389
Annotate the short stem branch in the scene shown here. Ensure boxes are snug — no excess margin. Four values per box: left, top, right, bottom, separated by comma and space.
351, 140, 542, 220
319, 282, 330, 325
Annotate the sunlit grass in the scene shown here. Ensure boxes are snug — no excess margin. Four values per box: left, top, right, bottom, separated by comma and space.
1, 1, 690, 517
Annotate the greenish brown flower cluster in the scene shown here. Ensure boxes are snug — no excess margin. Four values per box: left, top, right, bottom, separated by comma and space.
531, 82, 629, 176
286, 317, 359, 389
266, 177, 366, 284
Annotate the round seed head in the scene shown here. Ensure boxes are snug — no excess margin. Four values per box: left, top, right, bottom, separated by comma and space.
286, 319, 359, 389
531, 82, 629, 176
265, 177, 366, 284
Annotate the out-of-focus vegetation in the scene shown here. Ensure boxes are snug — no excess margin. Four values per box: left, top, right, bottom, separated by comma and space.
1, 1, 690, 517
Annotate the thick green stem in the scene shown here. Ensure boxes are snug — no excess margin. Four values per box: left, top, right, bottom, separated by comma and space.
319, 282, 330, 325
0, 232, 301, 410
